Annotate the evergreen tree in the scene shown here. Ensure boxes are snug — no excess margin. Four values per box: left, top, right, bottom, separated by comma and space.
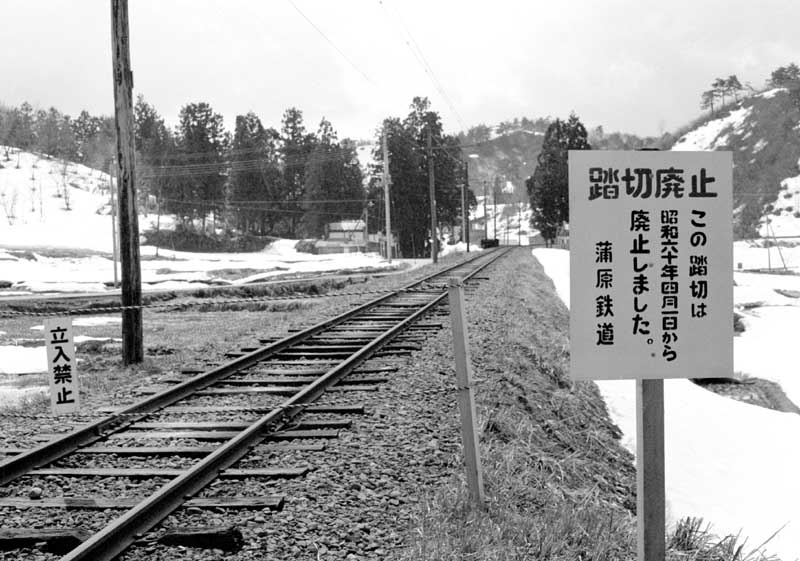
370, 117, 418, 255
302, 118, 364, 237
0, 106, 18, 159
712, 77, 727, 106
134, 95, 175, 214
174, 101, 229, 230
72, 110, 101, 162
700, 89, 716, 114
57, 114, 78, 161
769, 63, 800, 87
229, 111, 283, 234
526, 113, 590, 245
726, 75, 743, 101
15, 102, 35, 150
280, 107, 315, 237
369, 97, 462, 257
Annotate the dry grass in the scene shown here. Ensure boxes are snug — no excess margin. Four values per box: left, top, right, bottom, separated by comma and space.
394, 249, 784, 561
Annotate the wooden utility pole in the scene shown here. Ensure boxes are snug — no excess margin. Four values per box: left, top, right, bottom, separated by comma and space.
462, 160, 469, 252
492, 175, 500, 243
111, 0, 143, 364
483, 180, 488, 243
448, 277, 485, 507
636, 379, 665, 561
382, 129, 393, 263
427, 128, 437, 263
108, 160, 119, 288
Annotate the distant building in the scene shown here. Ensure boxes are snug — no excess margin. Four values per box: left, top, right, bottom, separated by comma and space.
325, 220, 366, 244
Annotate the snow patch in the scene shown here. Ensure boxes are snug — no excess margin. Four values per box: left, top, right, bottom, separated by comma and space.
758, 175, 800, 238
758, 87, 787, 99
671, 107, 752, 151
752, 138, 768, 153
531, 248, 800, 561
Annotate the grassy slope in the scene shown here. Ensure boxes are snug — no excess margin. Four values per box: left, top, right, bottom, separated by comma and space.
398, 250, 779, 560
398, 249, 636, 560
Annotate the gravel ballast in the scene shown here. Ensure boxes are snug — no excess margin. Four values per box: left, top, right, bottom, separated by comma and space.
0, 249, 637, 560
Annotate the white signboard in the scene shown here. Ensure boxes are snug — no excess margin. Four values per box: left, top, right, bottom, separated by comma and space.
569, 151, 732, 380
44, 317, 80, 414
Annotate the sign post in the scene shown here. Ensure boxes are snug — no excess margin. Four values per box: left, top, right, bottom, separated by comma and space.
448, 277, 485, 507
569, 150, 733, 561
636, 378, 665, 560
43, 317, 80, 415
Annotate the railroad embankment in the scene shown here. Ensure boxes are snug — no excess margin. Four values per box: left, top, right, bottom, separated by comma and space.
396, 248, 779, 561
0, 249, 775, 560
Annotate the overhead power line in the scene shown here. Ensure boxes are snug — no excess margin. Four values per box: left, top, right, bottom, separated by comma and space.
378, 0, 467, 131
287, 0, 375, 86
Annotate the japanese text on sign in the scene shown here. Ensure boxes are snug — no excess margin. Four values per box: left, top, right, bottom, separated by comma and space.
569, 151, 732, 381
44, 317, 80, 414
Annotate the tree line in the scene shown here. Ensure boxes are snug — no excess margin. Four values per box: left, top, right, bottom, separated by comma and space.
0, 96, 470, 257
699, 63, 800, 115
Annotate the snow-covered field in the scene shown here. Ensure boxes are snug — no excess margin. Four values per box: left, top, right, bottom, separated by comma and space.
533, 247, 800, 561
0, 146, 439, 404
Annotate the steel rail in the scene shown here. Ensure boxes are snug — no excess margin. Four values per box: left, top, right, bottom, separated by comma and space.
0, 249, 499, 486
60, 246, 511, 561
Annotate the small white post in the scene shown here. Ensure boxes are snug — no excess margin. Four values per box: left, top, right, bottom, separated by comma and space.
448, 277, 485, 507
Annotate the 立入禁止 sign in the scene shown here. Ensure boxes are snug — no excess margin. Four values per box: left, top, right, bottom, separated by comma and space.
569, 150, 732, 380
44, 317, 80, 414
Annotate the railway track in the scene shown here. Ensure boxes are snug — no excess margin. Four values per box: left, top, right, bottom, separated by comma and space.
0, 247, 510, 560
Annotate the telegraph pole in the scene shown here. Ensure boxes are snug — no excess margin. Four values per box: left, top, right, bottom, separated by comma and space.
493, 176, 499, 242
427, 128, 437, 263
483, 180, 488, 243
463, 160, 469, 252
382, 128, 392, 263
108, 160, 119, 288
111, 0, 143, 364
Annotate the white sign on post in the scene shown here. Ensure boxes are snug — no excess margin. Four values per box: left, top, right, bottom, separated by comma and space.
569, 150, 732, 381
44, 317, 80, 414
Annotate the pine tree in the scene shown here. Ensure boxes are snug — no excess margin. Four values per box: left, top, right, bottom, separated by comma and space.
700, 90, 716, 114
726, 75, 743, 101
526, 113, 590, 246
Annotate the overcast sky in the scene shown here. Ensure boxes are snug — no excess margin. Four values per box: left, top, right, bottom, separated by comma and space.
2, 0, 799, 141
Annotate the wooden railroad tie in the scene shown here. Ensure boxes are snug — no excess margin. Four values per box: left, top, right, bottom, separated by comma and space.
96, 403, 366, 415
0, 495, 284, 511
29, 467, 309, 478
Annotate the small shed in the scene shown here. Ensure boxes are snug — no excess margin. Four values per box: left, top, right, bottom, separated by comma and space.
326, 220, 366, 243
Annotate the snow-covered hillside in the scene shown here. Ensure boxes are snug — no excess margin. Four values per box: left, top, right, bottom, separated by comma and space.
669, 87, 800, 243
472, 195, 534, 244
0, 147, 118, 252
0, 147, 407, 295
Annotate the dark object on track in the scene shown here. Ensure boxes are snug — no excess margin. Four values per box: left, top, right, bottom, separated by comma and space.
481, 239, 499, 248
